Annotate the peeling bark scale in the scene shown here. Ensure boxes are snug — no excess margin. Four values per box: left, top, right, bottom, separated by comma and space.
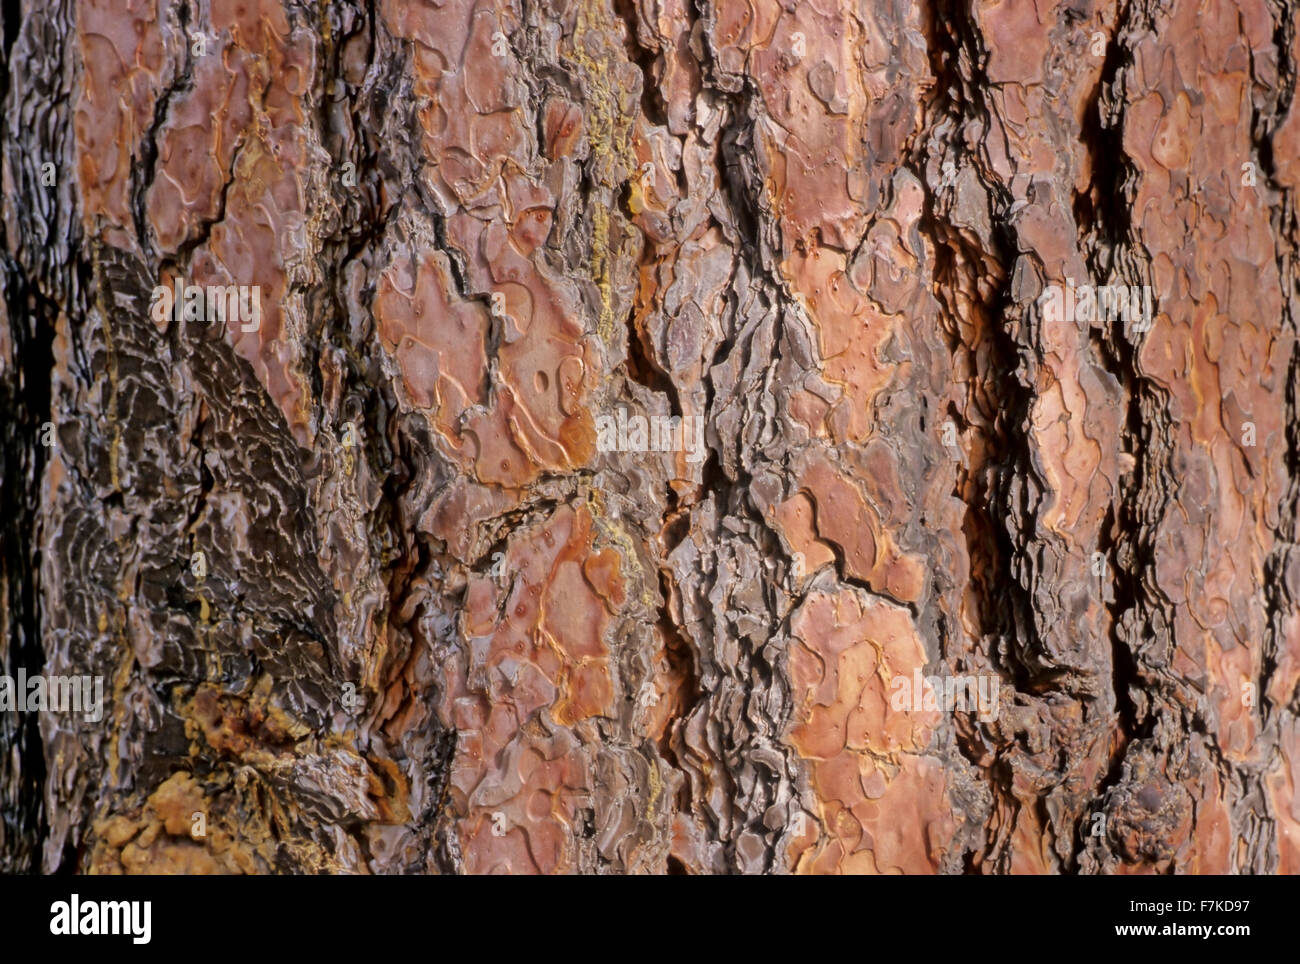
1, 0, 1298, 875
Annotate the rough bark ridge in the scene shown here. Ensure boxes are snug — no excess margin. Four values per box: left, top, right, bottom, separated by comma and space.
1, 0, 1298, 874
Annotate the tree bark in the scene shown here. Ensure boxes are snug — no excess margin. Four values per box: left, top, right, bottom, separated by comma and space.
1, 0, 1298, 874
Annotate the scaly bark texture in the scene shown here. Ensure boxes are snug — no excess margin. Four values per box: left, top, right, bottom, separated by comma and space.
1, 0, 1298, 874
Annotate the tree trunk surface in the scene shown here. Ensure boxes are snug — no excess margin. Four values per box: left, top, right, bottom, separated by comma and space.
2, 0, 1299, 874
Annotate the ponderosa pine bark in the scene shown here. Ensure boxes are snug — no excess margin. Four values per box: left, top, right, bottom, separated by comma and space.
1, 0, 1299, 874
